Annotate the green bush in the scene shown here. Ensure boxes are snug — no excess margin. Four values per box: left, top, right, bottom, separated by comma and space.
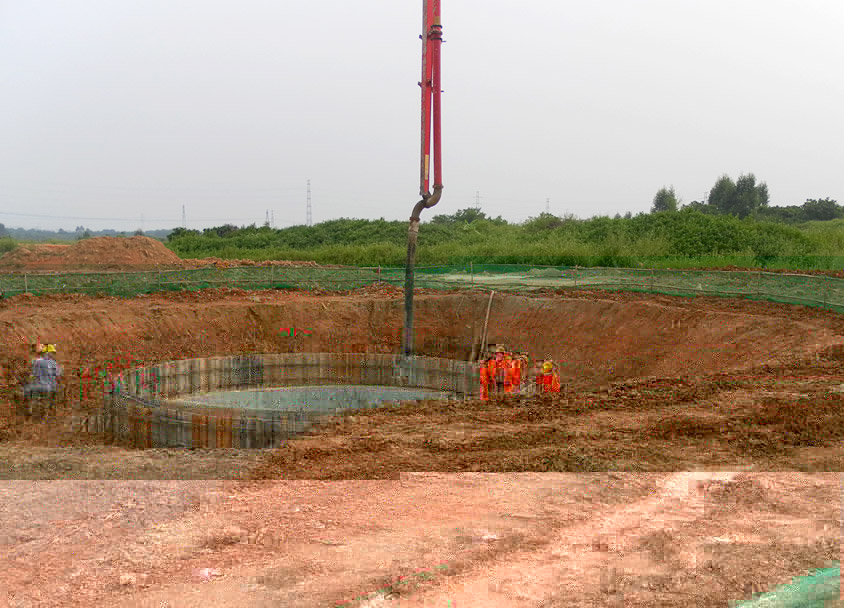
0, 237, 17, 254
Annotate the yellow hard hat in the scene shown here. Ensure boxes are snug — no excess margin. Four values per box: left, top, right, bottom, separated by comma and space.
495, 345, 506, 353
44, 344, 56, 353
542, 361, 553, 372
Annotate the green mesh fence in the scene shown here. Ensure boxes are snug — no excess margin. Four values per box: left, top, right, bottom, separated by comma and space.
0, 264, 841, 313
730, 565, 840, 607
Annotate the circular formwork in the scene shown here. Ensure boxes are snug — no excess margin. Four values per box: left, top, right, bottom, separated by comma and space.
99, 353, 478, 448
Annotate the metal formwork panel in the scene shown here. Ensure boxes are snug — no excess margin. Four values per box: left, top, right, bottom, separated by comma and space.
213, 357, 226, 391
189, 358, 201, 393
175, 360, 187, 395
317, 353, 331, 385
151, 409, 162, 448
206, 416, 216, 448
219, 356, 232, 391
197, 358, 209, 393
262, 354, 279, 386
192, 414, 208, 448
289, 352, 306, 386
217, 416, 232, 448
254, 417, 264, 449
270, 415, 281, 447
279, 353, 294, 386
245, 417, 257, 449
165, 408, 176, 447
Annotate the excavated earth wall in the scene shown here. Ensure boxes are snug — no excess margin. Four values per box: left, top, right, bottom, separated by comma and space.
2, 290, 840, 397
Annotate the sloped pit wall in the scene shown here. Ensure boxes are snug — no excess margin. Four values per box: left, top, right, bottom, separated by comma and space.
97, 353, 478, 448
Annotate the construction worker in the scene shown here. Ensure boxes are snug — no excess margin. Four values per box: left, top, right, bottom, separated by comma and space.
479, 346, 504, 399
23, 343, 62, 402
479, 356, 491, 400
502, 351, 519, 394
30, 342, 45, 366
536, 360, 561, 394
491, 346, 511, 395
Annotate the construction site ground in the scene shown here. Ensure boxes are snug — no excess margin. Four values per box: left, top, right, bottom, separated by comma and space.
0, 285, 842, 606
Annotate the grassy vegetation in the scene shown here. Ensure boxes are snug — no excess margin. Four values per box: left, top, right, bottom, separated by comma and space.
0, 237, 16, 255
162, 209, 844, 270
4, 208, 844, 271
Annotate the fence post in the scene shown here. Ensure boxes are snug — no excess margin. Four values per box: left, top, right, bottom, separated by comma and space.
649, 268, 655, 291
271, 264, 275, 286
756, 270, 762, 297
378, 265, 381, 284
470, 261, 474, 286
824, 275, 830, 309
574, 266, 578, 288
157, 269, 161, 291
24, 273, 27, 294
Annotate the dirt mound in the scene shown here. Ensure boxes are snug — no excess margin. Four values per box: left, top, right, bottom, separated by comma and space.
0, 236, 184, 271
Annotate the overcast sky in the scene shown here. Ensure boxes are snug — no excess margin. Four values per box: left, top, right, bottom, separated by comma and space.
1, 0, 842, 232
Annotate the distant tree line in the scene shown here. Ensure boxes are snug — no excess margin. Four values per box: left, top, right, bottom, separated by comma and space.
0, 226, 170, 242
652, 173, 839, 223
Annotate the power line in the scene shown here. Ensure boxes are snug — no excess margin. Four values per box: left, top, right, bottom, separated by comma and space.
474, 191, 481, 210
0, 179, 304, 194
0, 210, 291, 224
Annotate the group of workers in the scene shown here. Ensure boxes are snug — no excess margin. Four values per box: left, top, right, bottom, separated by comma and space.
479, 345, 560, 400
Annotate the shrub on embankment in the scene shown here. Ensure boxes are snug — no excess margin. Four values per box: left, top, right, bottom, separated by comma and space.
0, 237, 16, 255
162, 209, 843, 269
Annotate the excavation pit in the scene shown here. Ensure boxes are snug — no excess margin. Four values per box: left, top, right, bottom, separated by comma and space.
99, 353, 475, 448
63, 291, 842, 452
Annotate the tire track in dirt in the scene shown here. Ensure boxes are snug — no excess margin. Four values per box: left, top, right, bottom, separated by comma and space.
373, 472, 742, 607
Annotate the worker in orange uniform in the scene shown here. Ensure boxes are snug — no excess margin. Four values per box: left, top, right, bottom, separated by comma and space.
536, 360, 561, 393
501, 351, 517, 394
504, 351, 526, 394
491, 346, 511, 395
479, 356, 492, 400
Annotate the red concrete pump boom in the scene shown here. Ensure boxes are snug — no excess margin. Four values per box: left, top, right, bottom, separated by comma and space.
419, 0, 443, 199
404, 0, 444, 359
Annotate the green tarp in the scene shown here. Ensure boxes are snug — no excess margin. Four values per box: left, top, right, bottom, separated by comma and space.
730, 565, 840, 608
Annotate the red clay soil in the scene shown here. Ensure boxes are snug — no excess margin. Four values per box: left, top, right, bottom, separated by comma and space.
0, 236, 184, 271
0, 288, 840, 606
0, 287, 842, 474
0, 236, 328, 272
0, 473, 837, 608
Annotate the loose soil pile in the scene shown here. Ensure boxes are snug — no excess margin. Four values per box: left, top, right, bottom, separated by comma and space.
0, 236, 326, 272
0, 236, 184, 271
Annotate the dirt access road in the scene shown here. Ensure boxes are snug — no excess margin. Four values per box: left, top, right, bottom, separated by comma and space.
0, 473, 838, 607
